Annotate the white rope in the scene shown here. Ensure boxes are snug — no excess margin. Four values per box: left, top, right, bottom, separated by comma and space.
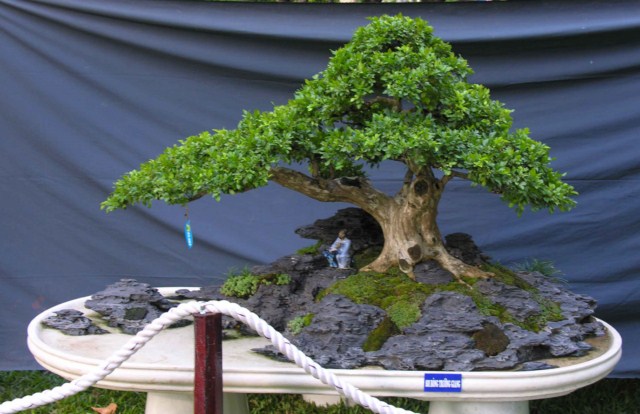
0, 300, 420, 414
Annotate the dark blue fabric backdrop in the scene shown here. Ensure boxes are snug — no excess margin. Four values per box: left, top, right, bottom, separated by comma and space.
1, 0, 638, 376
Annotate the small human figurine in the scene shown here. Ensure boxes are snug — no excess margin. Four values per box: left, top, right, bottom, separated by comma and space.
323, 229, 351, 269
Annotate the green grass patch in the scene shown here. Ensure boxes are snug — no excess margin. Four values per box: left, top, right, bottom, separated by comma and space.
511, 258, 567, 284
0, 370, 146, 414
1, 371, 638, 413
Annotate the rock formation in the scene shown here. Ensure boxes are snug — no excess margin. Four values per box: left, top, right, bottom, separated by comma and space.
43, 208, 605, 372
177, 208, 605, 371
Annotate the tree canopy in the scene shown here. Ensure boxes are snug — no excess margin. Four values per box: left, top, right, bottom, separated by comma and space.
102, 15, 576, 279
102, 15, 575, 215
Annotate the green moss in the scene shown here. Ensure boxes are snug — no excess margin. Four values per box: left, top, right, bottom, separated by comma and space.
439, 263, 565, 332
320, 269, 436, 342
352, 246, 382, 269
296, 241, 323, 255
287, 313, 314, 335
321, 269, 435, 309
220, 268, 291, 298
387, 301, 422, 330
523, 298, 564, 331
481, 262, 534, 291
363, 317, 400, 352
317, 259, 566, 351
440, 281, 521, 326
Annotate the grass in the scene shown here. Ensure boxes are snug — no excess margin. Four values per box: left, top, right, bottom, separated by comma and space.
0, 370, 145, 413
1, 371, 638, 413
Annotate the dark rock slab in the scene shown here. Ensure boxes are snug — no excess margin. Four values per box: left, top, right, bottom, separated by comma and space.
414, 260, 454, 285
445, 233, 491, 266
258, 294, 385, 369
84, 279, 191, 334
42, 309, 109, 336
295, 207, 383, 253
251, 254, 329, 276
171, 286, 225, 301
475, 278, 542, 322
368, 332, 484, 371
407, 292, 488, 334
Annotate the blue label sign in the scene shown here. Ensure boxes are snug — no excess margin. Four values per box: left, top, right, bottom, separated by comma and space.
184, 220, 193, 249
424, 373, 462, 393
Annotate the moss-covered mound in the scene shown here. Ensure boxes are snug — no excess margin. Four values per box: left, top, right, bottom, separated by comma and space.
319, 264, 564, 352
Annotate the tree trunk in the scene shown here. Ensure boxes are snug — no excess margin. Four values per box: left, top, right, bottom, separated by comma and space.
269, 165, 491, 282
361, 175, 490, 282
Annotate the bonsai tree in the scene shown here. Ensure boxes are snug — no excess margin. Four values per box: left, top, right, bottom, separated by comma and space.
102, 15, 576, 282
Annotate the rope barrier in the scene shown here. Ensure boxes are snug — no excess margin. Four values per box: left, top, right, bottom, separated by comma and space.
0, 300, 420, 414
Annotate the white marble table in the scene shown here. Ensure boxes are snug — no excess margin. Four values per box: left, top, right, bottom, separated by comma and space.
28, 288, 622, 414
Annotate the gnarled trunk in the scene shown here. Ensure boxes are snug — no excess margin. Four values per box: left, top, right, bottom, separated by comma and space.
269, 165, 491, 281
359, 174, 490, 281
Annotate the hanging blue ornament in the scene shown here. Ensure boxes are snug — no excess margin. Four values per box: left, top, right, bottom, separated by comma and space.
185, 219, 194, 249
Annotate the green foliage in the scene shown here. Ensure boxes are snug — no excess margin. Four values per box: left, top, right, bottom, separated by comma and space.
102, 14, 576, 218
287, 313, 315, 335
220, 268, 291, 299
274, 273, 292, 285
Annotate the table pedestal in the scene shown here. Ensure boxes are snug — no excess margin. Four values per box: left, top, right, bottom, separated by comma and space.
428, 401, 528, 414
144, 392, 530, 414
145, 391, 248, 414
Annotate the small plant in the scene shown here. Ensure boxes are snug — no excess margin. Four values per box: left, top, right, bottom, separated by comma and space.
287, 314, 314, 335
273, 273, 292, 286
510, 258, 566, 283
220, 268, 291, 298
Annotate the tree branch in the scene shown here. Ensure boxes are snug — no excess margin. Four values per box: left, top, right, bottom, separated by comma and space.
366, 96, 402, 112
440, 170, 469, 187
396, 167, 414, 200
269, 166, 391, 218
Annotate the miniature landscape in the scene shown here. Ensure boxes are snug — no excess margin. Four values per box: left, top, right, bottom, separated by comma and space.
71, 14, 606, 374
44, 208, 605, 372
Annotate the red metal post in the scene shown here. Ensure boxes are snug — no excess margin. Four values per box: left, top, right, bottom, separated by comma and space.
194, 312, 223, 414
